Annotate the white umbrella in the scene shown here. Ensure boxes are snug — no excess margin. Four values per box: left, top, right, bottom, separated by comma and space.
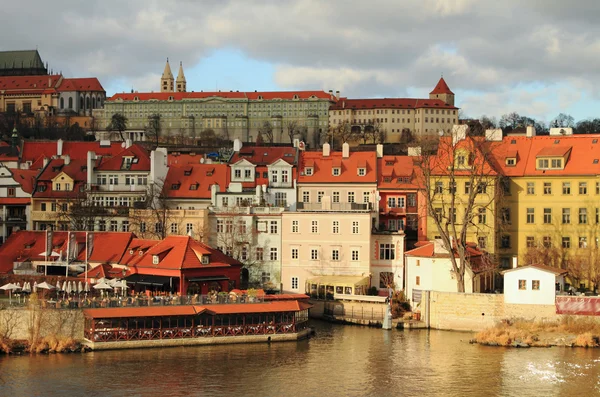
0, 283, 20, 303
22, 282, 30, 293
78, 281, 83, 294
96, 277, 107, 285
62, 281, 69, 292
85, 282, 90, 293
37, 282, 55, 290
56, 281, 62, 291
65, 282, 72, 295
93, 282, 113, 290
33, 281, 38, 293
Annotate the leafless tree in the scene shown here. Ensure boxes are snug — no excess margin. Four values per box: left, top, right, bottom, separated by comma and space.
259, 121, 274, 144
283, 120, 300, 144
415, 133, 501, 292
145, 114, 161, 149
329, 121, 355, 148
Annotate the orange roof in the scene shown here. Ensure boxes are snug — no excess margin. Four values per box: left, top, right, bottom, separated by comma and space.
95, 144, 150, 172
21, 141, 132, 169
488, 135, 600, 177
377, 156, 419, 189
405, 241, 483, 258
83, 306, 199, 319
6, 168, 37, 194
330, 97, 456, 111
299, 150, 377, 184
32, 158, 87, 198
0, 74, 61, 93
429, 136, 498, 177
108, 90, 333, 102
56, 77, 104, 92
163, 163, 228, 199
0, 197, 30, 205
229, 146, 297, 166
430, 77, 455, 95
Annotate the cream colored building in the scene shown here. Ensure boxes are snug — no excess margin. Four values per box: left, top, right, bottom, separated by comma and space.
328, 77, 458, 142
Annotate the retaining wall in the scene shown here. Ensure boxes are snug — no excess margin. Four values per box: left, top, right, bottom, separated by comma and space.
0, 307, 84, 341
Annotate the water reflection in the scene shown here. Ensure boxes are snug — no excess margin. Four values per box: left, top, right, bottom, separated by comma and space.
0, 321, 599, 397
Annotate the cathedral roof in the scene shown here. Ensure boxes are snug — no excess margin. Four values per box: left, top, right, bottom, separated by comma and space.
162, 59, 174, 79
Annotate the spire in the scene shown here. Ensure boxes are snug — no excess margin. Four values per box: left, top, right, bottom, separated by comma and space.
176, 61, 186, 92
430, 77, 454, 95
162, 58, 174, 79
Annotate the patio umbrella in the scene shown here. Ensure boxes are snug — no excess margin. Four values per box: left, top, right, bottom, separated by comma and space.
93, 282, 113, 290
56, 281, 62, 291
78, 281, 83, 294
66, 282, 72, 295
22, 282, 30, 293
33, 281, 38, 293
37, 282, 55, 290
85, 282, 90, 293
0, 283, 20, 303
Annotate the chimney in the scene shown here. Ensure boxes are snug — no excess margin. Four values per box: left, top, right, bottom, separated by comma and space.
211, 184, 220, 206
43, 157, 50, 168
408, 146, 422, 157
63, 154, 70, 165
233, 138, 243, 152
293, 138, 299, 148
526, 125, 536, 138
335, 90, 340, 101
57, 139, 64, 156
451, 125, 468, 145
125, 139, 132, 149
342, 142, 350, 159
549, 127, 573, 136
328, 90, 333, 99
376, 144, 384, 158
48, 77, 52, 87
484, 128, 503, 141
512, 256, 518, 269
256, 185, 262, 203
322, 142, 330, 157
87, 151, 95, 186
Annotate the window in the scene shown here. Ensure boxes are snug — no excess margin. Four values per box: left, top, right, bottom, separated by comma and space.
501, 235, 510, 248
261, 272, 271, 285
170, 223, 178, 234
363, 191, 370, 203
562, 237, 571, 249
291, 248, 298, 260
311, 220, 319, 233
388, 197, 396, 208
331, 249, 340, 261
449, 208, 457, 223
317, 191, 324, 203
526, 208, 535, 224
125, 175, 136, 186
186, 223, 193, 234
110, 220, 118, 232
407, 194, 416, 207
140, 222, 146, 233
478, 236, 487, 249
291, 277, 299, 290
311, 249, 319, 260
302, 191, 310, 203
543, 208, 552, 224
506, 158, 516, 166
379, 243, 395, 260
543, 182, 552, 195
597, 182, 600, 195
153, 255, 159, 265
478, 208, 487, 224
562, 208, 571, 224
332, 192, 340, 203
269, 247, 278, 261
244, 169, 252, 179
526, 236, 535, 248
518, 280, 526, 290
96, 175, 107, 185
7, 187, 15, 197
352, 221, 359, 234
54, 183, 61, 191
98, 220, 106, 232
416, 276, 421, 286
580, 182, 588, 195
305, 167, 313, 176
358, 168, 366, 176
41, 203, 47, 211
234, 169, 241, 179
255, 247, 264, 261
109, 175, 118, 185
332, 168, 340, 176
579, 237, 588, 249
281, 170, 289, 183
526, 182, 535, 195
434, 181, 443, 194
434, 208, 443, 222
348, 192, 355, 203
543, 236, 552, 248
332, 220, 339, 234
270, 221, 278, 234
137, 175, 147, 186
579, 208, 588, 224
477, 183, 487, 194
351, 250, 359, 261
538, 159, 549, 169
449, 182, 456, 194
464, 182, 471, 194
216, 220, 224, 233
532, 280, 540, 290
597, 208, 600, 224
292, 220, 299, 233
122, 221, 129, 232
562, 182, 571, 195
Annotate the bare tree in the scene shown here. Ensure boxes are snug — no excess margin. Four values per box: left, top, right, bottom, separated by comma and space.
415, 133, 501, 292
145, 114, 161, 149
259, 121, 274, 144
329, 121, 355, 148
283, 120, 299, 144
55, 188, 116, 231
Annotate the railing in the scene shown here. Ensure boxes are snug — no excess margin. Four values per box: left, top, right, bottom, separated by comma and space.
297, 202, 373, 211
31, 211, 59, 221
324, 303, 385, 321
380, 207, 406, 215
209, 206, 286, 215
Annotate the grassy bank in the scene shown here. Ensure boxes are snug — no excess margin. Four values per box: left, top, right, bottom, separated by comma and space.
473, 317, 600, 348
0, 335, 86, 354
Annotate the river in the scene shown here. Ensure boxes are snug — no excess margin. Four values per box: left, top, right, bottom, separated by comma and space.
1, 321, 599, 397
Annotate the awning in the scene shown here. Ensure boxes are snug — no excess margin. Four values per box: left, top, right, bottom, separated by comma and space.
188, 276, 229, 282
125, 274, 173, 286
306, 275, 370, 287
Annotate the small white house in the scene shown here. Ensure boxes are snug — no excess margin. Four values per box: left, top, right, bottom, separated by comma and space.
502, 264, 566, 305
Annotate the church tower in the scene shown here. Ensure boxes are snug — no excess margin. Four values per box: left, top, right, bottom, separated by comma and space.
429, 77, 455, 106
160, 58, 174, 92
176, 61, 186, 93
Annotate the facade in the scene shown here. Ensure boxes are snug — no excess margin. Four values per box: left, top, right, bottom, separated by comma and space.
95, 88, 335, 147
329, 77, 458, 142
405, 240, 493, 305
0, 166, 35, 244
370, 230, 406, 291
281, 211, 372, 294
502, 264, 566, 305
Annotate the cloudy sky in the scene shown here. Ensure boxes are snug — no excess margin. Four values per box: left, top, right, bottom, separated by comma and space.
4, 0, 600, 123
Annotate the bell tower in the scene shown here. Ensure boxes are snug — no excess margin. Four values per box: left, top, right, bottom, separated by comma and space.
429, 76, 455, 106
176, 61, 186, 93
160, 58, 174, 92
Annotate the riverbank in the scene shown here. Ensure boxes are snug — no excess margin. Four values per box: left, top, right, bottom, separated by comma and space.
0, 336, 88, 355
472, 317, 600, 348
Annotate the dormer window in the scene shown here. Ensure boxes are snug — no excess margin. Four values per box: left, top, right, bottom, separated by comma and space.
54, 183, 61, 191
332, 168, 341, 176
234, 169, 241, 179
357, 168, 366, 176
506, 158, 516, 166
171, 183, 180, 190
537, 158, 563, 169
189, 183, 198, 190
257, 95, 263, 100
384, 177, 392, 183
184, 169, 192, 176
456, 155, 466, 167
152, 255, 159, 265
201, 255, 209, 265
305, 167, 313, 176
385, 161, 394, 166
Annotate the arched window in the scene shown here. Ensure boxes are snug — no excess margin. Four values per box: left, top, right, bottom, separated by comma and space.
92, 97, 96, 108
80, 96, 84, 109
68, 97, 73, 109
60, 98, 64, 109
86, 97, 90, 109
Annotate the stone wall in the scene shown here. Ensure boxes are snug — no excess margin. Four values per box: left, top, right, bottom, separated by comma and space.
427, 291, 599, 332
0, 307, 84, 341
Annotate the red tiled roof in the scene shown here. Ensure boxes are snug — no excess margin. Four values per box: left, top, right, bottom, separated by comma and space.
377, 156, 420, 189
502, 264, 568, 276
83, 306, 199, 319
7, 168, 37, 194
536, 146, 571, 157
429, 136, 498, 177
430, 77, 455, 95
108, 90, 334, 102
0, 74, 61, 93
163, 163, 228, 199
299, 151, 377, 184
32, 158, 87, 198
56, 77, 104, 92
21, 141, 132, 169
0, 197, 30, 205
405, 241, 483, 258
229, 146, 297, 166
95, 144, 150, 172
330, 97, 457, 110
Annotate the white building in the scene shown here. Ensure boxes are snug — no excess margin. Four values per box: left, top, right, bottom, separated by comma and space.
371, 230, 406, 292
0, 166, 35, 244
502, 264, 566, 305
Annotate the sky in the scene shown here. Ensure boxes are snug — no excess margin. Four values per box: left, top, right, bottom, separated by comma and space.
3, 0, 600, 124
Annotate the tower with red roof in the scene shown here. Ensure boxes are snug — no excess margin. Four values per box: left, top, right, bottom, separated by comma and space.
429, 76, 455, 106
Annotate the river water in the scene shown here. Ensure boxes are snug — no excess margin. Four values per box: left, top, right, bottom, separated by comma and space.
1, 321, 599, 397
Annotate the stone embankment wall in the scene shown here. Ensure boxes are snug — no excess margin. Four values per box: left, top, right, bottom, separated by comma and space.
427, 291, 597, 332
309, 299, 387, 320
0, 308, 84, 341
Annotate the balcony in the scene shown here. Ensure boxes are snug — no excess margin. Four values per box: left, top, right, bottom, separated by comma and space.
31, 211, 60, 221
297, 202, 373, 212
209, 206, 286, 215
379, 207, 406, 215
90, 184, 148, 193
0, 215, 27, 223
